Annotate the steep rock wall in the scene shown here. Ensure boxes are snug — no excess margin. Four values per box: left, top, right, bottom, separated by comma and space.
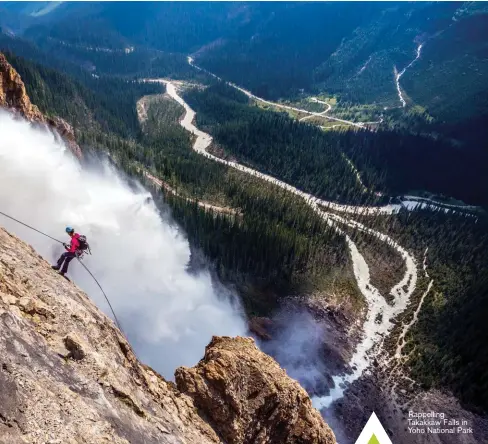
0, 227, 335, 444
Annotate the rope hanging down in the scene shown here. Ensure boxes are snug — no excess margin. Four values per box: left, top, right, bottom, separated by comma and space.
0, 210, 124, 333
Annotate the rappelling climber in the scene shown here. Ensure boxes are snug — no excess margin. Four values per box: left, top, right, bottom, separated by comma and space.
51, 227, 86, 276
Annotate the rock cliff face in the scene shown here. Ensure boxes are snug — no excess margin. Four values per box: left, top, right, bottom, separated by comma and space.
0, 226, 336, 444
176, 336, 336, 444
0, 52, 82, 159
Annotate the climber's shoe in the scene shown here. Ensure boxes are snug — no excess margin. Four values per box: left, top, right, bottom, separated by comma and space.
58, 271, 70, 282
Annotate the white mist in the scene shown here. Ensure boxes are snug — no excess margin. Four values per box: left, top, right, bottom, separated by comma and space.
0, 111, 247, 377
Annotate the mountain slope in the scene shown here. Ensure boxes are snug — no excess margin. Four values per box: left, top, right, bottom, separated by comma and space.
402, 12, 488, 123
196, 2, 384, 99
0, 226, 336, 444
313, 2, 460, 104
0, 227, 221, 444
3, 1, 488, 122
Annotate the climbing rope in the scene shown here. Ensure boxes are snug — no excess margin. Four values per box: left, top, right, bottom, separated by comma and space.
0, 210, 65, 244
74, 256, 123, 334
0, 210, 124, 333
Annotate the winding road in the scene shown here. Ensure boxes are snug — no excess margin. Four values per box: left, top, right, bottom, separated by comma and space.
299, 98, 331, 122
187, 57, 392, 194
188, 57, 374, 129
145, 78, 419, 408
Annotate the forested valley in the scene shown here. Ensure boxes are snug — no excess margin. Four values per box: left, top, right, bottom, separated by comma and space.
184, 82, 488, 206
2, 13, 488, 418
1, 50, 363, 319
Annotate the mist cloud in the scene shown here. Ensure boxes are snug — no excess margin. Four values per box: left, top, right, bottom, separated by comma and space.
262, 307, 349, 442
0, 111, 247, 377
262, 309, 330, 395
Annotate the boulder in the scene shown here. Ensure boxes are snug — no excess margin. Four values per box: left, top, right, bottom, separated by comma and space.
176, 336, 336, 444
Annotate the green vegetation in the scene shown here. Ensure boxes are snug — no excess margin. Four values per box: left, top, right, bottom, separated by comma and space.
184, 82, 488, 206
353, 208, 488, 412
140, 95, 184, 130
34, 38, 197, 79
341, 127, 488, 206
329, 102, 382, 122
3, 50, 162, 138
0, 30, 205, 85
197, 3, 385, 99
82, 105, 360, 316
403, 14, 488, 124
184, 83, 376, 204
166, 181, 358, 316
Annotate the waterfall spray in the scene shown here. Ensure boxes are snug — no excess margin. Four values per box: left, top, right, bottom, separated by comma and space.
0, 111, 247, 378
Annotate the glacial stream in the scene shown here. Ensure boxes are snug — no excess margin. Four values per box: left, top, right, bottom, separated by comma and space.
147, 78, 419, 407
395, 43, 423, 107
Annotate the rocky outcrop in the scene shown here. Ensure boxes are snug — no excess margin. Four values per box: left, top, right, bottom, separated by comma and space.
176, 336, 336, 444
0, 53, 44, 121
0, 52, 82, 159
47, 115, 82, 159
0, 226, 335, 444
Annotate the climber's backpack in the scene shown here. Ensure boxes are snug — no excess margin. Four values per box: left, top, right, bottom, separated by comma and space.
77, 235, 90, 253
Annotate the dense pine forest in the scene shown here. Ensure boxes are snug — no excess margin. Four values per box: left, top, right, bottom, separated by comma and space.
166, 185, 359, 316
341, 130, 488, 207
29, 37, 197, 79
3, 50, 162, 138
184, 83, 375, 203
0, 31, 204, 86
184, 82, 488, 206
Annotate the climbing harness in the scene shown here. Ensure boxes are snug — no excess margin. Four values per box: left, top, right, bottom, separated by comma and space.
0, 210, 123, 334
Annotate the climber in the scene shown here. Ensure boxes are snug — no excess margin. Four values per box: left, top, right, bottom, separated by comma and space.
51, 227, 80, 276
